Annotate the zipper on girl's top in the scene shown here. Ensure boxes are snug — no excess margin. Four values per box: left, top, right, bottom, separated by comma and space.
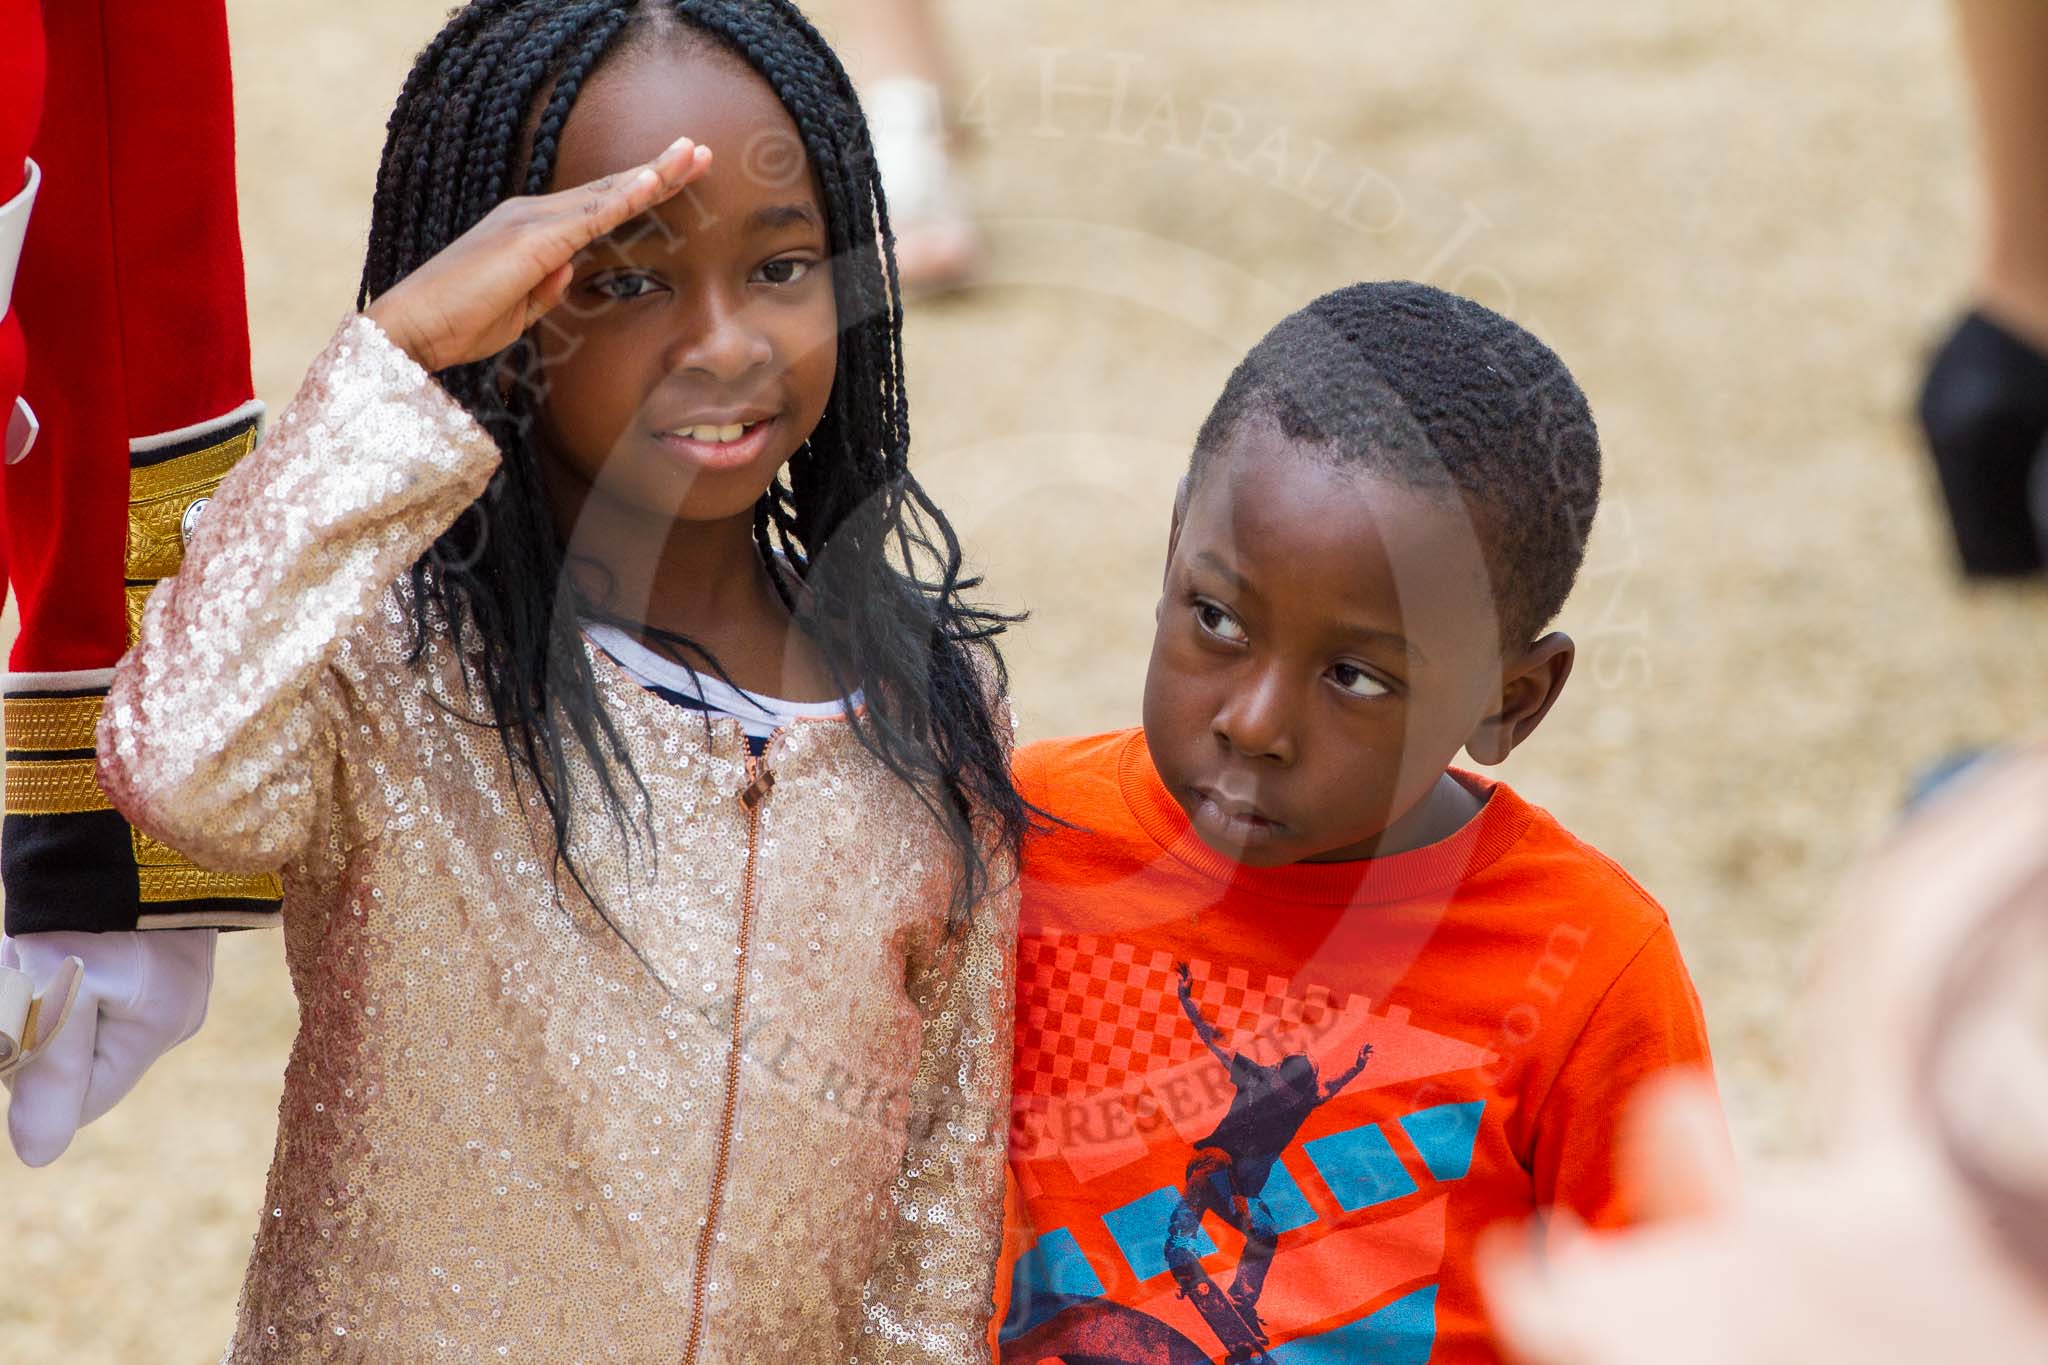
680, 750, 772, 1364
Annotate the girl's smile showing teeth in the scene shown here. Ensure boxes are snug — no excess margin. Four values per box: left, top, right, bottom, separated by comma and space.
653, 416, 777, 470
671, 422, 751, 443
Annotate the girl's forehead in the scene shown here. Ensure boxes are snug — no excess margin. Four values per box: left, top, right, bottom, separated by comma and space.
551, 35, 807, 192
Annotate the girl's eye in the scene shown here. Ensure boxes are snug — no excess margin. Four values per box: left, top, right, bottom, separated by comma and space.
1330, 662, 1392, 699
591, 272, 663, 301
1194, 601, 1247, 644
755, 258, 814, 286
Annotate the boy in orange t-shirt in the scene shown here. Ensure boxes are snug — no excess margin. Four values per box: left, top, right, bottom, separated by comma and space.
995, 283, 1717, 1365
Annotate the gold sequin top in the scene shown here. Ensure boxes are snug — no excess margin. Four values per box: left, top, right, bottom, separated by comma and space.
98, 316, 1016, 1363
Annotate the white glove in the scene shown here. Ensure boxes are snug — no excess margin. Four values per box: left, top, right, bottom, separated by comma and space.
1, 928, 216, 1166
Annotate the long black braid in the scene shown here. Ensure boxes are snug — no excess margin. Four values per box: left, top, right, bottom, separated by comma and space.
359, 0, 1026, 934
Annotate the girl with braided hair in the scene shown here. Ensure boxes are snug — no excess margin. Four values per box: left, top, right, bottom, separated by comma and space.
97, 2, 1024, 1358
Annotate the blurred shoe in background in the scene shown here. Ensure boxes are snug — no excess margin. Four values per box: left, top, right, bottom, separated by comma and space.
840, 0, 981, 295
868, 76, 980, 294
1917, 310, 2048, 577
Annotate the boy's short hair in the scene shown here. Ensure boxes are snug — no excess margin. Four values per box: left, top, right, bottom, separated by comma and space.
1190, 282, 1602, 646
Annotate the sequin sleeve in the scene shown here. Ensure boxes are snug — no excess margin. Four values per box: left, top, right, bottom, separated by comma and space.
858, 859, 1019, 1363
97, 314, 500, 873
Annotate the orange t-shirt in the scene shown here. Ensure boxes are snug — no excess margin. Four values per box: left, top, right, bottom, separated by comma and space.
994, 729, 1715, 1365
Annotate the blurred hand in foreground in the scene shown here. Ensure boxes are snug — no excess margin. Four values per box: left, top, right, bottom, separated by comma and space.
1482, 749, 2048, 1365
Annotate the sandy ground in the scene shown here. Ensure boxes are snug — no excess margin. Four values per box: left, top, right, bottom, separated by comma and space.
5, 0, 2046, 1357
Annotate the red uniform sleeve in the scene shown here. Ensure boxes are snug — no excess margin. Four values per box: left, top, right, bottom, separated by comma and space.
1527, 923, 1718, 1235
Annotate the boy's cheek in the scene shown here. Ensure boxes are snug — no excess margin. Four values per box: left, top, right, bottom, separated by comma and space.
1143, 624, 1215, 708
1140, 666, 1205, 769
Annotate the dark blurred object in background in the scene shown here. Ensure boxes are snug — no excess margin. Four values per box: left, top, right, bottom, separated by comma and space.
1917, 0, 2048, 579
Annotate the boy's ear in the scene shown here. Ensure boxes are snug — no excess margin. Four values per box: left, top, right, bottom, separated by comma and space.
1465, 632, 1574, 766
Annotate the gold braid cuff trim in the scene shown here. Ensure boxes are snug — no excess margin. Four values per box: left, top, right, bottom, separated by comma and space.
3, 694, 104, 754
0, 700, 284, 904
132, 829, 283, 903
125, 583, 155, 647
126, 422, 256, 582
131, 828, 190, 867
133, 829, 282, 902
137, 865, 283, 905
128, 497, 195, 581
128, 422, 254, 501
5, 758, 114, 815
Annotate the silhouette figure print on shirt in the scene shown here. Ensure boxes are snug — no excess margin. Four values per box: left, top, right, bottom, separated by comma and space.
1164, 961, 1373, 1362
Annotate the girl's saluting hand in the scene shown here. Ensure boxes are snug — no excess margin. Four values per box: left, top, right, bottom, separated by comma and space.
364, 134, 712, 374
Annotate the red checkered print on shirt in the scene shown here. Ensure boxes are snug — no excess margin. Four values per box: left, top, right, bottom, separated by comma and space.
1015, 931, 1346, 1100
